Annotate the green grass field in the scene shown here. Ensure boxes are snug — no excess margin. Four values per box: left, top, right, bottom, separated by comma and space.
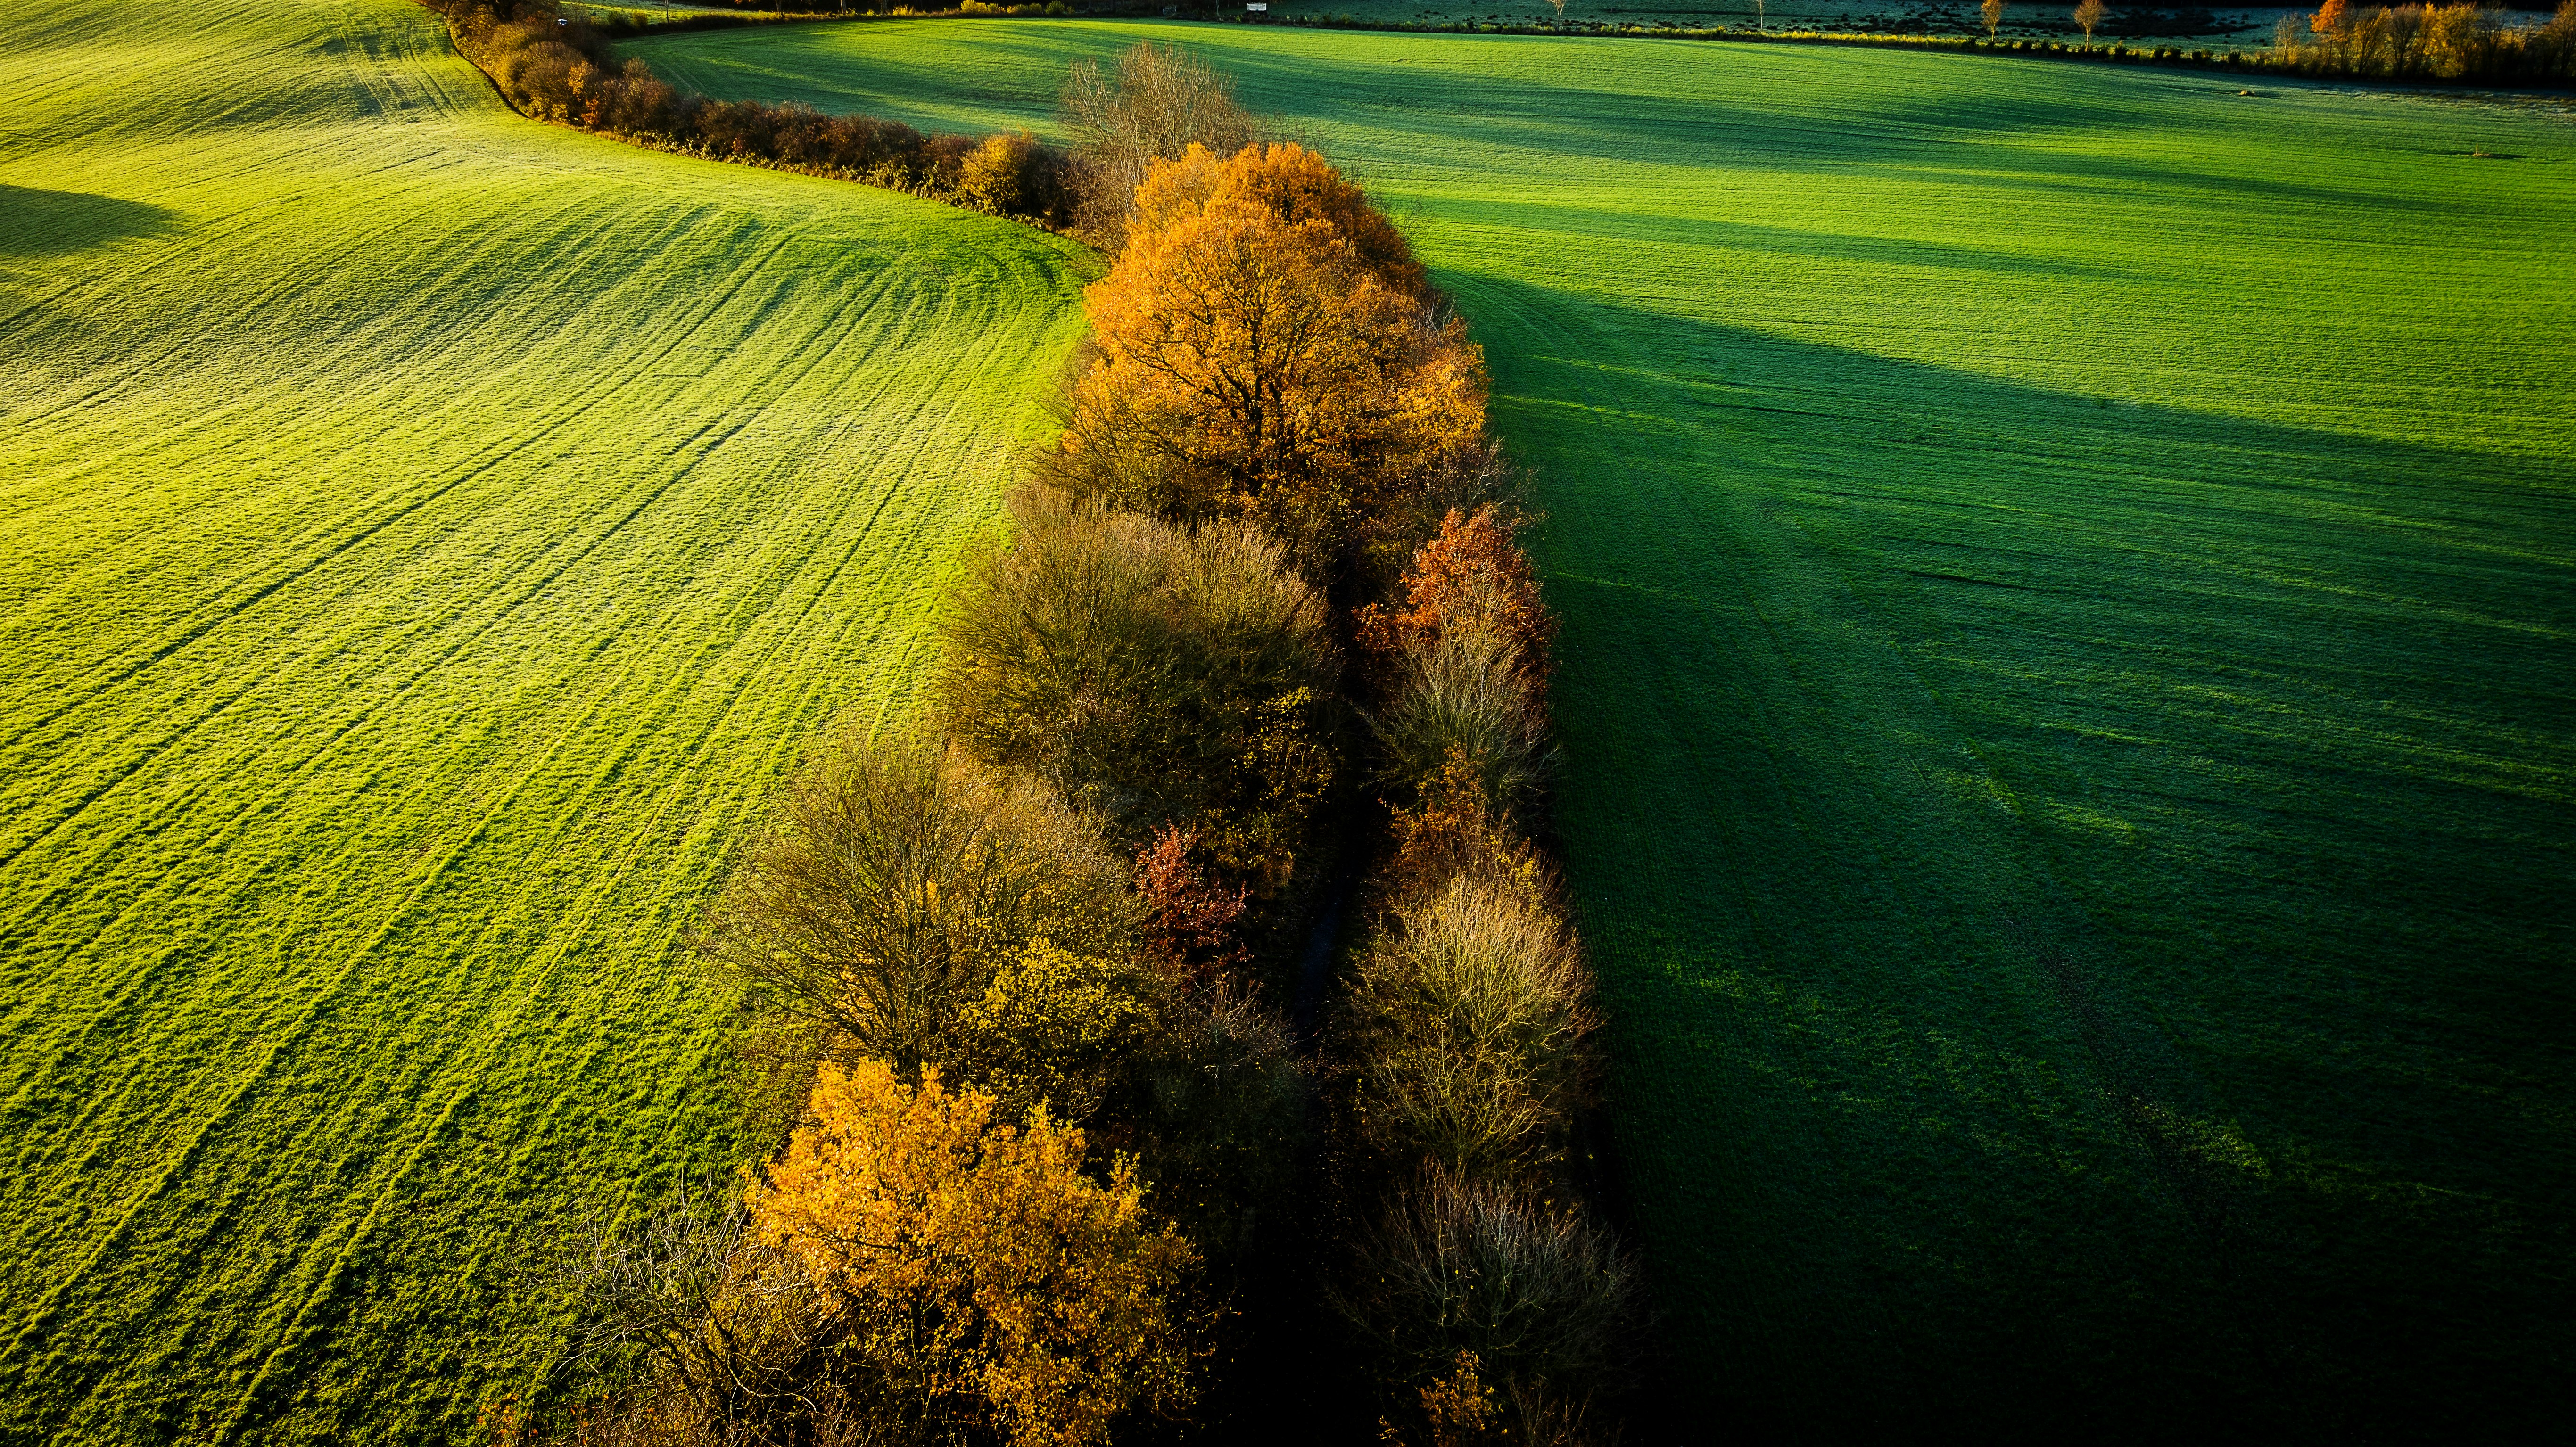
0, 1, 1092, 1439
631, 19, 2576, 1434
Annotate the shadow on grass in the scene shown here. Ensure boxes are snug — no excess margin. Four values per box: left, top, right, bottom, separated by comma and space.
0, 187, 183, 259
1452, 269, 2576, 1437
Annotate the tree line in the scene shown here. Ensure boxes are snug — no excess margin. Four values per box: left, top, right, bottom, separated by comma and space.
424, 0, 1079, 227
489, 42, 1638, 1447
2271, 0, 2576, 81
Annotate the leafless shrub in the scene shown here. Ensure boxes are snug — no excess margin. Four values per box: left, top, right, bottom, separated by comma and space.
1062, 42, 1264, 247
1336, 1172, 1639, 1446
1341, 873, 1592, 1182
1369, 620, 1554, 825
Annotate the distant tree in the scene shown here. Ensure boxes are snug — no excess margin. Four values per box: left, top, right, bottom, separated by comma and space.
1983, 0, 2006, 37
2074, 0, 2105, 45
2310, 0, 2347, 31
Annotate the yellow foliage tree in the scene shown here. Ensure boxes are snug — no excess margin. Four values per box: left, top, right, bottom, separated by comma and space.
1037, 142, 1487, 577
747, 1059, 1202, 1447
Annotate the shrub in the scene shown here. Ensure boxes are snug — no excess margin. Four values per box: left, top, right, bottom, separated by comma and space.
1063, 41, 1265, 247
938, 490, 1338, 892
959, 130, 1071, 222
751, 1059, 1204, 1447
1336, 1172, 1637, 1443
1341, 873, 1591, 1181
1135, 823, 1253, 980
1384, 746, 1548, 907
960, 938, 1163, 1124
1370, 624, 1552, 823
697, 729, 1143, 1083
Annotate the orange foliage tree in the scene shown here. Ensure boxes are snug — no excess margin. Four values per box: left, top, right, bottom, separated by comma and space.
748, 1058, 1202, 1447
1356, 504, 1557, 712
1037, 143, 1488, 577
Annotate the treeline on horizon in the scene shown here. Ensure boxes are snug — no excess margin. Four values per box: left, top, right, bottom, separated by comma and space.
481, 44, 1638, 1447
424, 0, 1083, 226
2268, 0, 2576, 80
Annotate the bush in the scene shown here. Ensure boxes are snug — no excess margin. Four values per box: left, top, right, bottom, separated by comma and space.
938, 490, 1338, 892
1063, 41, 1266, 247
697, 729, 1145, 1085
1371, 624, 1552, 823
960, 130, 1073, 225
1341, 873, 1591, 1182
1357, 504, 1555, 715
1134, 823, 1252, 980
1336, 1172, 1637, 1443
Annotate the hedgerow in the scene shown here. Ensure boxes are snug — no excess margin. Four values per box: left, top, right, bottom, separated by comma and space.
424, 0, 1081, 225
528, 40, 1634, 1445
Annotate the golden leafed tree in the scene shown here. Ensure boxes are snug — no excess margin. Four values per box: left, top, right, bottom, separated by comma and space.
1035, 142, 1486, 578
749, 1059, 1203, 1447
697, 730, 1145, 1086
2074, 0, 2106, 45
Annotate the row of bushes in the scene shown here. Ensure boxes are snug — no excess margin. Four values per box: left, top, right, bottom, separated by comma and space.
930, 41, 1637, 1439
1325, 509, 1635, 1443
1030, 44, 1638, 1446
423, 0, 1081, 225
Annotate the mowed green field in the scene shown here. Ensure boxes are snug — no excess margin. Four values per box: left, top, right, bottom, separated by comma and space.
633, 20, 2576, 1435
0, 1, 1091, 1440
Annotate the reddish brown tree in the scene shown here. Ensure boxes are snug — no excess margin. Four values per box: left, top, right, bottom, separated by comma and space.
1135, 824, 1252, 980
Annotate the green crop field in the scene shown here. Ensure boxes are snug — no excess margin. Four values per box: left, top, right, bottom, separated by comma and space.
632, 18, 2576, 1435
0, 0, 1092, 1440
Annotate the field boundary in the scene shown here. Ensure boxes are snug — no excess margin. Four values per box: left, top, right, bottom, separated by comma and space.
610, 4, 2576, 95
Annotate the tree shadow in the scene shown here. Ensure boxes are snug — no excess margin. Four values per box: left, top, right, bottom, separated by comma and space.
0, 187, 184, 259
1445, 268, 2576, 1435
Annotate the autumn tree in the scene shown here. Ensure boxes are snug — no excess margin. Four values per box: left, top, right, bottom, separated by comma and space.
2074, 0, 2106, 46
1357, 505, 1556, 714
1983, 0, 2006, 38
1033, 142, 1487, 579
697, 730, 1146, 1088
938, 490, 1338, 892
748, 1059, 1204, 1447
2309, 0, 2347, 31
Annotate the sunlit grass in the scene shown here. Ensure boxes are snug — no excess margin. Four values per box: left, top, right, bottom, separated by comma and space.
0, 2, 1087, 1440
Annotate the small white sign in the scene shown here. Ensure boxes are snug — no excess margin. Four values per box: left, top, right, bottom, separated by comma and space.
1245, 3, 1268, 10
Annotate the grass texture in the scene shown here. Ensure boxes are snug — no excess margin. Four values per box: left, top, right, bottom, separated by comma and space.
0, 1, 1091, 1440
630, 19, 2576, 1434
